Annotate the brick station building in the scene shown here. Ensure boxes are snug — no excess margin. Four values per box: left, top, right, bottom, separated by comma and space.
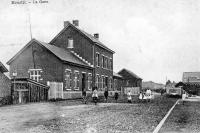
7, 20, 115, 99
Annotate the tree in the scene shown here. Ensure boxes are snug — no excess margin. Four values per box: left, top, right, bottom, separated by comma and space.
166, 80, 171, 86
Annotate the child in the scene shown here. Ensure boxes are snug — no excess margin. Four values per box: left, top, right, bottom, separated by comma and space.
114, 91, 119, 102
92, 87, 98, 105
127, 91, 132, 103
104, 86, 108, 102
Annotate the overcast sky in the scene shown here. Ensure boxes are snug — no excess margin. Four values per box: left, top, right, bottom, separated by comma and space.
0, 0, 200, 83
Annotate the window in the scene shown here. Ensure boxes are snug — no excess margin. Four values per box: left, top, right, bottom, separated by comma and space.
102, 76, 105, 90
98, 76, 101, 90
68, 37, 74, 48
101, 55, 104, 68
65, 69, 72, 90
29, 69, 42, 82
74, 71, 79, 90
108, 59, 110, 70
109, 77, 113, 90
114, 79, 117, 91
110, 58, 113, 70
101, 75, 104, 90
96, 53, 100, 67
88, 73, 92, 90
95, 74, 99, 88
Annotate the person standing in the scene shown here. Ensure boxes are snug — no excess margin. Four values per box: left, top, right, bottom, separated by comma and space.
127, 90, 132, 103
104, 86, 108, 103
114, 91, 119, 102
182, 92, 186, 105
92, 87, 98, 105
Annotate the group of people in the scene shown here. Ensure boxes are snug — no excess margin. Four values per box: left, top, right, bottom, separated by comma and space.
127, 89, 153, 103
83, 87, 154, 105
82, 86, 119, 105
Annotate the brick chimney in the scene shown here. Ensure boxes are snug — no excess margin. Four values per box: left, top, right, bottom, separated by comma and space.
72, 20, 79, 26
94, 33, 99, 40
64, 21, 70, 27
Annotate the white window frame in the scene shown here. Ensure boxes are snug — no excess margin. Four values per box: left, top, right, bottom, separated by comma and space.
95, 74, 99, 88
29, 69, 42, 82
102, 55, 105, 68
65, 69, 72, 90
101, 75, 104, 90
96, 52, 100, 67
88, 73, 92, 90
68, 38, 74, 48
74, 70, 79, 90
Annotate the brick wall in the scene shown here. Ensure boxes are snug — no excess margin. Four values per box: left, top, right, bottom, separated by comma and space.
9, 41, 63, 85
0, 72, 11, 97
50, 26, 94, 65
63, 64, 93, 91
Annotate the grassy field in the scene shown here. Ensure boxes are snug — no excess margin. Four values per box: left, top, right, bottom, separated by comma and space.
0, 94, 177, 133
159, 100, 200, 133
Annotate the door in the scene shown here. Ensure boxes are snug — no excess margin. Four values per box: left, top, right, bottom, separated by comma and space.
82, 73, 86, 91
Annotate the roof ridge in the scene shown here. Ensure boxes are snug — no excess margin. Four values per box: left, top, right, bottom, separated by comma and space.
49, 21, 115, 53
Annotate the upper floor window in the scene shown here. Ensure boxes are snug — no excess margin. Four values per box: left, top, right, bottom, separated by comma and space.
68, 37, 74, 48
101, 55, 104, 68
29, 69, 42, 82
105, 57, 108, 69
96, 52, 100, 67
110, 58, 113, 70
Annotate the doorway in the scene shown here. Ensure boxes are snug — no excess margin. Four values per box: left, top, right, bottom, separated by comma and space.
82, 73, 86, 91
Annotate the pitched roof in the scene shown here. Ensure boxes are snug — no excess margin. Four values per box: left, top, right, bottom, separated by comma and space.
50, 21, 115, 54
113, 72, 123, 78
0, 61, 8, 73
7, 39, 93, 68
118, 68, 142, 79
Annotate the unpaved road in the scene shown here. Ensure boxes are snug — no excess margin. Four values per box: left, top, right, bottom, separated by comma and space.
0, 95, 176, 133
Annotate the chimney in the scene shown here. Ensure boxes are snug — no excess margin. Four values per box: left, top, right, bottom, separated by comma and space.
72, 20, 79, 26
64, 21, 70, 27
94, 33, 99, 40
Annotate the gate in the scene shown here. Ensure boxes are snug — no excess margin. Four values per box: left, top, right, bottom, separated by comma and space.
48, 82, 63, 99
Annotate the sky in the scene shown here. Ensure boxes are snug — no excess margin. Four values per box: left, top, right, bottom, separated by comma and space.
0, 0, 200, 84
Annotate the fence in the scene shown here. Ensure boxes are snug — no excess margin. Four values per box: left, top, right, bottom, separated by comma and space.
48, 82, 63, 99
124, 87, 140, 95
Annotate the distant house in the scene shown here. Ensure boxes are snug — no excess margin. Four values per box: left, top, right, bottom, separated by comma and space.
113, 72, 123, 91
117, 68, 142, 95
7, 20, 115, 99
118, 68, 142, 88
0, 62, 11, 99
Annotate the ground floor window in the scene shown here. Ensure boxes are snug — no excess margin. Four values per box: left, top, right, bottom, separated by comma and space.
88, 73, 92, 90
74, 71, 79, 90
109, 77, 113, 90
65, 69, 72, 90
29, 69, 42, 82
95, 74, 100, 88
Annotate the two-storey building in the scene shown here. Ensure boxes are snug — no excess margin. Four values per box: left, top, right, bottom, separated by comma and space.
7, 20, 114, 99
